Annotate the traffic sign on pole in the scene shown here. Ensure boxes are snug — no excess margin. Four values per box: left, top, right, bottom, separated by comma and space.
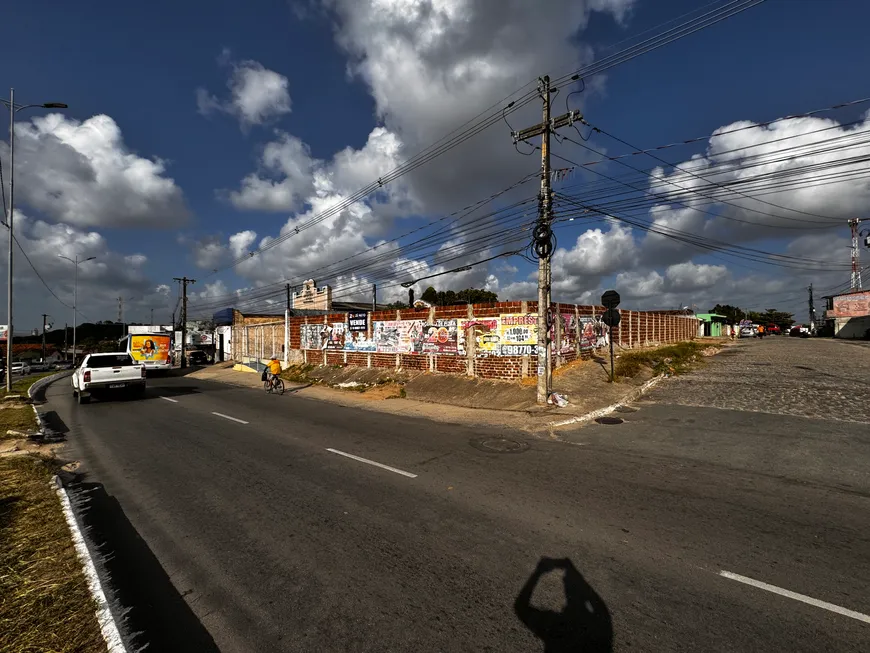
601, 290, 621, 309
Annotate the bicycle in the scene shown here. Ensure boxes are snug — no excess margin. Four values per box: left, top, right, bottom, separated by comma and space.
264, 374, 285, 395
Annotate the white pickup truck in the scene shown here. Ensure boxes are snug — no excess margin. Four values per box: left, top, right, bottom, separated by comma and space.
72, 352, 146, 404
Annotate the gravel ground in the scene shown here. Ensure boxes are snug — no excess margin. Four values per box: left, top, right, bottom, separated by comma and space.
646, 336, 870, 424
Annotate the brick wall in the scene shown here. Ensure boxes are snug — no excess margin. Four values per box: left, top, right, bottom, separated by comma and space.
234, 301, 698, 380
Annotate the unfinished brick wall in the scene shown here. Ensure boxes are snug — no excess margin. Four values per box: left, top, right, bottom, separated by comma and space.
235, 302, 698, 380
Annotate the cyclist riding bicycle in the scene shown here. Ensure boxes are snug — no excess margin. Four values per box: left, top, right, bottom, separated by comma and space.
266, 356, 282, 385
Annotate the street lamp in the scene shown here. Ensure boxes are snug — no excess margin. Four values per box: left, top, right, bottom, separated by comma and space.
2, 88, 68, 390
57, 255, 96, 364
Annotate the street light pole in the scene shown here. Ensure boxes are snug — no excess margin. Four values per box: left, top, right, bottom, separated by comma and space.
2, 89, 68, 389
58, 255, 95, 365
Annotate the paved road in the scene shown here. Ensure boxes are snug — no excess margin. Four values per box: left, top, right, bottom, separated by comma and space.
44, 337, 869, 652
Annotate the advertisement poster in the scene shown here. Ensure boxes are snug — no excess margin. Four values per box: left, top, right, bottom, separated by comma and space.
419, 319, 458, 354
833, 292, 870, 317
559, 313, 577, 354
130, 334, 171, 364
497, 313, 537, 356
374, 320, 425, 354
343, 331, 377, 352
347, 311, 368, 332
457, 318, 500, 354
300, 324, 321, 350
0, 324, 7, 341
580, 316, 609, 348
325, 323, 346, 350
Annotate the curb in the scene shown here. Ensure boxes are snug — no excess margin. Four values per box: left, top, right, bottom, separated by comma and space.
52, 476, 129, 653
547, 375, 664, 429
28, 371, 71, 438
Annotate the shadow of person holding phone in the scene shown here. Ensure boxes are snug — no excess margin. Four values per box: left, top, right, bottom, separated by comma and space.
515, 557, 613, 652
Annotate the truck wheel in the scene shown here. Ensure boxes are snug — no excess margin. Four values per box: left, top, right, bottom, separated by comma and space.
77, 393, 90, 405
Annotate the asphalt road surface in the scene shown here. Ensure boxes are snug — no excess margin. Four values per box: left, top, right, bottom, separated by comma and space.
44, 337, 869, 652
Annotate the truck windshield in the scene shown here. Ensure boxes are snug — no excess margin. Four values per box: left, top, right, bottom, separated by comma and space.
88, 354, 135, 368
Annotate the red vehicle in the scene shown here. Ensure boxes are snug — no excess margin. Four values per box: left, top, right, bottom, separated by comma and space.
767, 324, 781, 335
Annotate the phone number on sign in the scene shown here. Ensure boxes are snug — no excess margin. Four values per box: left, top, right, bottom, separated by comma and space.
498, 345, 534, 356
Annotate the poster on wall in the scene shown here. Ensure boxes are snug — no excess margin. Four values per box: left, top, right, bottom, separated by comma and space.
559, 313, 577, 354
419, 319, 458, 354
457, 317, 500, 355
374, 320, 425, 354
343, 331, 376, 352
300, 324, 321, 350
497, 313, 537, 356
347, 311, 368, 332
579, 316, 609, 349
325, 323, 346, 350
0, 324, 7, 341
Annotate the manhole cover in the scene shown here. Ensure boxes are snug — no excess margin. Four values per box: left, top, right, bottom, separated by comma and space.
613, 405, 638, 413
595, 416, 624, 425
469, 437, 530, 454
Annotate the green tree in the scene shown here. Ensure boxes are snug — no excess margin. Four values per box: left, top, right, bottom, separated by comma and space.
710, 304, 744, 324
421, 286, 438, 304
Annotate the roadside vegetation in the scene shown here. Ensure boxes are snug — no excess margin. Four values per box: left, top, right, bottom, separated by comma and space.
614, 341, 720, 381
0, 370, 59, 399
0, 456, 105, 653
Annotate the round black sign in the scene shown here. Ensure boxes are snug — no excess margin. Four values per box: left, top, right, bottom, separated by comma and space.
602, 307, 621, 327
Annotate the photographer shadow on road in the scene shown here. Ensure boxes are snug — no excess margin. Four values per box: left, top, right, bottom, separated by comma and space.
515, 557, 613, 653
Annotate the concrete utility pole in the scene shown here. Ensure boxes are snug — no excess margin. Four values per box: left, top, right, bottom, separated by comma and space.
849, 217, 863, 290
57, 254, 96, 367
808, 284, 816, 332
173, 277, 196, 368
41, 314, 48, 363
372, 284, 377, 313
286, 283, 292, 311
510, 75, 582, 405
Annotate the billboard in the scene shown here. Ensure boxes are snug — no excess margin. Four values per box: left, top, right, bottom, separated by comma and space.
419, 319, 458, 354
373, 320, 425, 354
0, 325, 7, 341
832, 293, 870, 317
129, 334, 172, 365
347, 311, 368, 332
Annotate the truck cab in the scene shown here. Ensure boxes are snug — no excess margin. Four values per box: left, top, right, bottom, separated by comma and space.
72, 353, 146, 404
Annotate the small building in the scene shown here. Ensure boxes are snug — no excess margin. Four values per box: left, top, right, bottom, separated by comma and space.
695, 313, 729, 337
824, 290, 870, 339
292, 279, 333, 311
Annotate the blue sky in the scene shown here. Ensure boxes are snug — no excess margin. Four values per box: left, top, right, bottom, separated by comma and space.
2, 0, 869, 331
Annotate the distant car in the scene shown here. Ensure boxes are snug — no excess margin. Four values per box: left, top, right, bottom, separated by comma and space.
187, 350, 208, 365
740, 327, 755, 338
30, 362, 47, 372
54, 361, 74, 370
11, 362, 30, 375
766, 324, 781, 335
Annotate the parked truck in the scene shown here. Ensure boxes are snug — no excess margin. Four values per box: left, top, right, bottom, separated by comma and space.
71, 352, 146, 404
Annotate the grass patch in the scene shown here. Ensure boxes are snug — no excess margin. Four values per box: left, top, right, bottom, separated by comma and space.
0, 456, 104, 653
614, 341, 717, 381
0, 404, 38, 438
0, 371, 59, 399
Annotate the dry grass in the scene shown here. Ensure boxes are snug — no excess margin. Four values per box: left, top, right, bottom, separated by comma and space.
0, 456, 105, 653
0, 404, 38, 438
614, 341, 718, 381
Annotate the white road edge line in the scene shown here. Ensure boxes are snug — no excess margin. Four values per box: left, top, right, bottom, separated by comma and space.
326, 448, 417, 478
53, 477, 129, 653
720, 571, 870, 624
212, 411, 249, 425
159, 396, 179, 403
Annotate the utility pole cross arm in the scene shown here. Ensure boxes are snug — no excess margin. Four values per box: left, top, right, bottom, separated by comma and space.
512, 110, 582, 143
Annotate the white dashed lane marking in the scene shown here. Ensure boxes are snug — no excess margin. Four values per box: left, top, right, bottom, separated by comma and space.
212, 412, 249, 425
720, 571, 870, 624
326, 448, 417, 478
159, 396, 179, 403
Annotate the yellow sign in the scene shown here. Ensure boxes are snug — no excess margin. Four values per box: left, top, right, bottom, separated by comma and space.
130, 334, 171, 363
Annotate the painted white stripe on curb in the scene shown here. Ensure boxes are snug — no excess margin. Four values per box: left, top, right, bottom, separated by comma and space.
720, 571, 870, 624
53, 478, 129, 653
212, 411, 249, 424
326, 448, 418, 478
548, 375, 663, 428
159, 396, 179, 403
